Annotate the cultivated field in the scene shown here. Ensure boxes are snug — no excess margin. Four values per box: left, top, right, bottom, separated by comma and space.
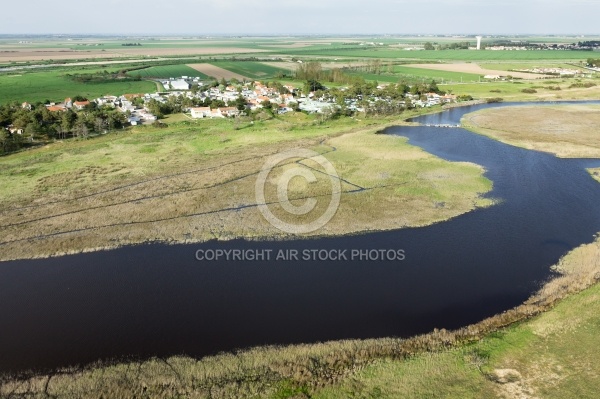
405, 63, 552, 79
462, 104, 600, 158
187, 63, 249, 80
128, 64, 209, 79
0, 47, 268, 63
208, 61, 292, 79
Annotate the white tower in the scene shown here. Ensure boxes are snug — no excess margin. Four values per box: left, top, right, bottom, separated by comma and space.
476, 36, 483, 50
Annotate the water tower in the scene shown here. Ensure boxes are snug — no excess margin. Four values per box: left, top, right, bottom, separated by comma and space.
476, 36, 483, 50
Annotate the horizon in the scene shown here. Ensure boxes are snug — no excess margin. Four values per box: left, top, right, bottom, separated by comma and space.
2, 0, 599, 36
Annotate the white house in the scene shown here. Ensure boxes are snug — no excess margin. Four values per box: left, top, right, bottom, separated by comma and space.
190, 107, 211, 118
170, 79, 190, 91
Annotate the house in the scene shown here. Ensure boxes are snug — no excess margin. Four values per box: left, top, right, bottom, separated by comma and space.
170, 79, 190, 91
7, 125, 24, 135
123, 93, 144, 101
46, 105, 67, 112
209, 109, 224, 118
21, 102, 32, 111
217, 107, 240, 117
73, 100, 91, 110
64, 98, 73, 108
190, 107, 211, 119
128, 116, 141, 126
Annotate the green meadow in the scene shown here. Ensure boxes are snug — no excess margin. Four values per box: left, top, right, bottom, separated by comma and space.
0, 70, 155, 104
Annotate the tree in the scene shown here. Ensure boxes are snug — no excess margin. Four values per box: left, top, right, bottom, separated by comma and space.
73, 121, 89, 139
424, 42, 435, 51
234, 96, 247, 111
304, 79, 325, 93
260, 100, 273, 110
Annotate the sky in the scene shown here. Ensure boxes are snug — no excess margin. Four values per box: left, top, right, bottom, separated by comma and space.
1, 0, 599, 35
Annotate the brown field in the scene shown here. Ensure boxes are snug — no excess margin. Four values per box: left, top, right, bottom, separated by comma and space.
112, 47, 267, 57
462, 104, 600, 158
187, 63, 249, 80
259, 43, 314, 48
406, 63, 552, 79
0, 49, 123, 62
262, 61, 370, 72
0, 47, 267, 62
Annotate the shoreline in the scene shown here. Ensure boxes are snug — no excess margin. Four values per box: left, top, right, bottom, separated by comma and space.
0, 110, 493, 263
3, 101, 600, 395
3, 234, 599, 396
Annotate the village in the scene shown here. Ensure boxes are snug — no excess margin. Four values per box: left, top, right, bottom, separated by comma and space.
16, 76, 459, 128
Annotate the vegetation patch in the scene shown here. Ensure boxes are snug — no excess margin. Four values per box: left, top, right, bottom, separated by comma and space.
0, 112, 492, 262
462, 104, 600, 158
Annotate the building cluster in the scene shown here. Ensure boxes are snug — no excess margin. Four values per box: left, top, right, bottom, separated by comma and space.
21, 77, 458, 127
514, 67, 584, 76
42, 95, 157, 126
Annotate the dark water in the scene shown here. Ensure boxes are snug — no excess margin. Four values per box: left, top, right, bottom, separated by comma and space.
2, 102, 600, 373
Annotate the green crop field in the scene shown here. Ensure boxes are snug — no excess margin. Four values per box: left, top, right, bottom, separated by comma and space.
393, 65, 483, 82
345, 66, 482, 84
0, 70, 156, 104
209, 61, 293, 79
127, 64, 209, 79
281, 47, 595, 61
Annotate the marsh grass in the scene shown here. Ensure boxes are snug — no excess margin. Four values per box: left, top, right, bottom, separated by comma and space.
462, 104, 600, 158
0, 112, 492, 262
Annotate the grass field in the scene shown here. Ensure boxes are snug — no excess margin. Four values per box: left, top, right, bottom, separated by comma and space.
394, 65, 483, 82
349, 65, 483, 84
441, 78, 600, 101
462, 104, 600, 158
315, 273, 600, 399
0, 109, 492, 262
0, 70, 156, 103
126, 64, 209, 79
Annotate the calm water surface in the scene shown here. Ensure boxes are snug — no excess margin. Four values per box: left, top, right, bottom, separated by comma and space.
1, 102, 600, 373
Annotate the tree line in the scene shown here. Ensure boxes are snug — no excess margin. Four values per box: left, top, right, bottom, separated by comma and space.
0, 102, 128, 155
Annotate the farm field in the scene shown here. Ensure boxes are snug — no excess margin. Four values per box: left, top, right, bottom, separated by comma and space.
209, 61, 293, 79
393, 65, 483, 82
280, 47, 597, 61
479, 62, 586, 72
127, 64, 209, 79
187, 63, 249, 80
404, 63, 550, 79
0, 70, 155, 104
